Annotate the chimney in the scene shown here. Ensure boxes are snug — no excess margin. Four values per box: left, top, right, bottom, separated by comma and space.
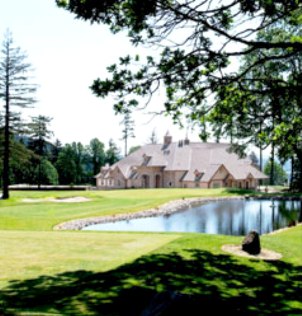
164, 131, 172, 146
184, 137, 190, 145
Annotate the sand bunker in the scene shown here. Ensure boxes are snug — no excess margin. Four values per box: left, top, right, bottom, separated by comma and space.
23, 197, 91, 203
222, 244, 282, 261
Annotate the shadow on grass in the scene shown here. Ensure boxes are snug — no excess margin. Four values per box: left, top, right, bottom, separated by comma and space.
0, 250, 301, 315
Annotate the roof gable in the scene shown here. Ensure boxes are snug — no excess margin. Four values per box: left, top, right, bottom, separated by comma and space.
95, 141, 268, 181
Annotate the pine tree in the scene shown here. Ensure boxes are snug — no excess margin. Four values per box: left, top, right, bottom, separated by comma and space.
120, 110, 135, 157
0, 30, 36, 199
27, 115, 53, 188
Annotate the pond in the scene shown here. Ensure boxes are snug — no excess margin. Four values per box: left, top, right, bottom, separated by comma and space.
83, 199, 302, 235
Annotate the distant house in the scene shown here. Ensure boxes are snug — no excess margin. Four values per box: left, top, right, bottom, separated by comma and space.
95, 133, 267, 190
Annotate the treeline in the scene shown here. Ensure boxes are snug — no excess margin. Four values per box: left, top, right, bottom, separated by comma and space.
0, 127, 120, 186
0, 31, 122, 195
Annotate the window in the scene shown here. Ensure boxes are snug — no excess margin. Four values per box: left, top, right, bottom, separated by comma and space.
212, 181, 221, 188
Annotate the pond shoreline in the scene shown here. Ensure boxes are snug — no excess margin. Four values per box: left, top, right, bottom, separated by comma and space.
54, 195, 302, 231
54, 196, 244, 231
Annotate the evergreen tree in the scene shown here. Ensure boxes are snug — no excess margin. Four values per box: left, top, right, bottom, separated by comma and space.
33, 158, 58, 185
55, 144, 77, 185
105, 139, 120, 165
120, 109, 135, 157
0, 131, 35, 185
28, 116, 53, 156
264, 160, 288, 186
147, 129, 158, 144
0, 31, 36, 198
89, 138, 105, 176
71, 142, 86, 184
27, 115, 53, 188
49, 139, 62, 164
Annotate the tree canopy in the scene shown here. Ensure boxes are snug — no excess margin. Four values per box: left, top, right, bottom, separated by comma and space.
264, 160, 288, 186
56, 0, 302, 134
56, 0, 302, 189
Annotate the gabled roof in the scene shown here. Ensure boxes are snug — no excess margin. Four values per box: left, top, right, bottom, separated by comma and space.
96, 141, 268, 181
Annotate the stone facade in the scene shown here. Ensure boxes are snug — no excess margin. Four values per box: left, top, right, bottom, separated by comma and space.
95, 134, 268, 190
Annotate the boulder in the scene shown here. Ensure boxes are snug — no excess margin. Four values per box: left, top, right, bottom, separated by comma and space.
242, 231, 261, 255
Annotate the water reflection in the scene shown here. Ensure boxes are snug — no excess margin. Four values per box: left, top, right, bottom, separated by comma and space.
83, 199, 302, 236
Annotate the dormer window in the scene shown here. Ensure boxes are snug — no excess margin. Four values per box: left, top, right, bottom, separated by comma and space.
194, 169, 204, 181
142, 153, 151, 165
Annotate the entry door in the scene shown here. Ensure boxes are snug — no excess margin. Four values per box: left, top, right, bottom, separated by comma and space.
155, 175, 161, 188
142, 175, 150, 188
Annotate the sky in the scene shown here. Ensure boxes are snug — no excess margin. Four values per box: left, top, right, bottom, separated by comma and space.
0, 0, 206, 154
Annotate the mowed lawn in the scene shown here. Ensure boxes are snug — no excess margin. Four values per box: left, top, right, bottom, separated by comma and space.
0, 188, 245, 231
0, 189, 301, 315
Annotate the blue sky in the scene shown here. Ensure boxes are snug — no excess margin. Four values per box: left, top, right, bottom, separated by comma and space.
1, 0, 204, 152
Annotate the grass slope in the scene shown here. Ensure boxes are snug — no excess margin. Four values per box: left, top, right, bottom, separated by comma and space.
0, 189, 301, 315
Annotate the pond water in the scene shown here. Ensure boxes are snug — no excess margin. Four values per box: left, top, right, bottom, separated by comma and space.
83, 199, 302, 235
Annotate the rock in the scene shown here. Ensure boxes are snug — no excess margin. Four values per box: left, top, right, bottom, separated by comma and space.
242, 231, 261, 255
288, 220, 296, 227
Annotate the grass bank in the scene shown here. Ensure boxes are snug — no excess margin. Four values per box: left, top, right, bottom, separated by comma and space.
0, 188, 250, 231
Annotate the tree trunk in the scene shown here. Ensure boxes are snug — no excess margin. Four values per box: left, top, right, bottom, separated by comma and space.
258, 120, 263, 186
269, 143, 275, 186
297, 152, 302, 192
2, 76, 10, 199
259, 145, 263, 186
290, 156, 294, 190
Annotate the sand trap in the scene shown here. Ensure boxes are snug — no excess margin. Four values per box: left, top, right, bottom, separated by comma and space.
23, 197, 91, 203
222, 244, 282, 261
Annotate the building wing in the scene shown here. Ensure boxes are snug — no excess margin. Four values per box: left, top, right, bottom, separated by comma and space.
95, 134, 268, 189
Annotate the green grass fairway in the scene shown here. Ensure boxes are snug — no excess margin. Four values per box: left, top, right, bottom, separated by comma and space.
0, 189, 301, 315
0, 226, 301, 315
0, 230, 180, 288
0, 188, 248, 231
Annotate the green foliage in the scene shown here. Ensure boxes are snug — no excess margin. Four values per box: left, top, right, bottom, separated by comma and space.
53, 138, 118, 184
32, 158, 59, 185
105, 139, 121, 165
0, 130, 36, 185
27, 115, 53, 157
210, 22, 302, 188
55, 144, 78, 184
264, 160, 288, 185
89, 138, 106, 175
49, 138, 62, 164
